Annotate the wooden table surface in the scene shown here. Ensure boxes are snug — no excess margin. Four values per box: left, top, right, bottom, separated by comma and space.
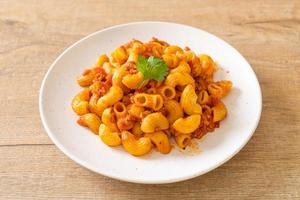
1, 0, 300, 199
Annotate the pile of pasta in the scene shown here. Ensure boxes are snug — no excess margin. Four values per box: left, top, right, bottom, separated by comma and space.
71, 38, 232, 156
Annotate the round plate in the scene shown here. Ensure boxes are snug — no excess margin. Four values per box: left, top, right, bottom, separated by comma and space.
39, 22, 262, 184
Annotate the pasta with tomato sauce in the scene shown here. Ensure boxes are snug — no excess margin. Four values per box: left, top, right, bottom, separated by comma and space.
71, 37, 232, 156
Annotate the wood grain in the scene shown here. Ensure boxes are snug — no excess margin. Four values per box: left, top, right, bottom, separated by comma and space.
0, 0, 300, 199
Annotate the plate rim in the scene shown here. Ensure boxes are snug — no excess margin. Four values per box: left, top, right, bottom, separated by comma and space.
39, 21, 262, 184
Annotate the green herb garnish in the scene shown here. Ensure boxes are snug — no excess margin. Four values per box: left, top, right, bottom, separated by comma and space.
136, 55, 168, 87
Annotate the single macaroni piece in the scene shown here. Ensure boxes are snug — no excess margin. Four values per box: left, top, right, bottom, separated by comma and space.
145, 41, 164, 57
180, 84, 202, 115
127, 104, 144, 119
101, 107, 118, 132
199, 54, 216, 80
131, 40, 146, 53
111, 46, 128, 64
112, 65, 127, 88
165, 72, 194, 88
88, 93, 100, 116
218, 80, 232, 97
198, 90, 211, 105
208, 80, 232, 98
171, 61, 191, 74
127, 48, 139, 63
175, 134, 191, 149
157, 85, 176, 100
122, 72, 144, 89
121, 131, 152, 156
141, 112, 169, 133
113, 102, 127, 119
72, 89, 90, 115
71, 38, 232, 155
162, 54, 179, 68
99, 124, 121, 147
133, 93, 163, 111
77, 113, 101, 134
188, 53, 202, 77
173, 115, 201, 134
164, 45, 183, 54
95, 54, 109, 67
164, 100, 183, 123
212, 101, 227, 122
207, 83, 223, 98
96, 86, 123, 115
145, 131, 171, 154
77, 69, 97, 87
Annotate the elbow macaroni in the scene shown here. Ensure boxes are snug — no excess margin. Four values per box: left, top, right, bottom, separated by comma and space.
172, 115, 201, 134
99, 124, 121, 147
198, 90, 211, 105
157, 85, 176, 100
208, 80, 232, 98
212, 101, 227, 122
145, 131, 171, 154
127, 104, 144, 119
112, 65, 127, 88
164, 100, 183, 123
141, 112, 169, 133
111, 46, 128, 64
96, 86, 123, 115
188, 52, 202, 77
162, 54, 179, 68
113, 102, 127, 119
133, 93, 163, 111
71, 38, 232, 155
199, 54, 216, 80
175, 134, 191, 149
88, 93, 101, 116
122, 72, 144, 89
164, 45, 183, 54
121, 131, 152, 156
171, 61, 191, 74
77, 113, 101, 134
72, 89, 90, 115
96, 54, 109, 67
77, 69, 96, 87
101, 107, 119, 132
180, 84, 202, 115
165, 72, 194, 88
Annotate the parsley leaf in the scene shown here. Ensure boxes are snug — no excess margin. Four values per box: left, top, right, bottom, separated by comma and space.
136, 55, 168, 85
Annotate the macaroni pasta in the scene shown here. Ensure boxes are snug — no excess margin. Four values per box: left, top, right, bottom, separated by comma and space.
71, 38, 232, 156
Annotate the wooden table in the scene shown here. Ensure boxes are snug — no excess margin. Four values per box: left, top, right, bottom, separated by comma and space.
1, 0, 299, 199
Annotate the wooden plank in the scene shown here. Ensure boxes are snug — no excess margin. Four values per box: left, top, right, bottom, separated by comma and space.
0, 145, 299, 199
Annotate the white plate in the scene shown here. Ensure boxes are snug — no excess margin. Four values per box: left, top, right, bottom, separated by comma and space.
39, 22, 262, 184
